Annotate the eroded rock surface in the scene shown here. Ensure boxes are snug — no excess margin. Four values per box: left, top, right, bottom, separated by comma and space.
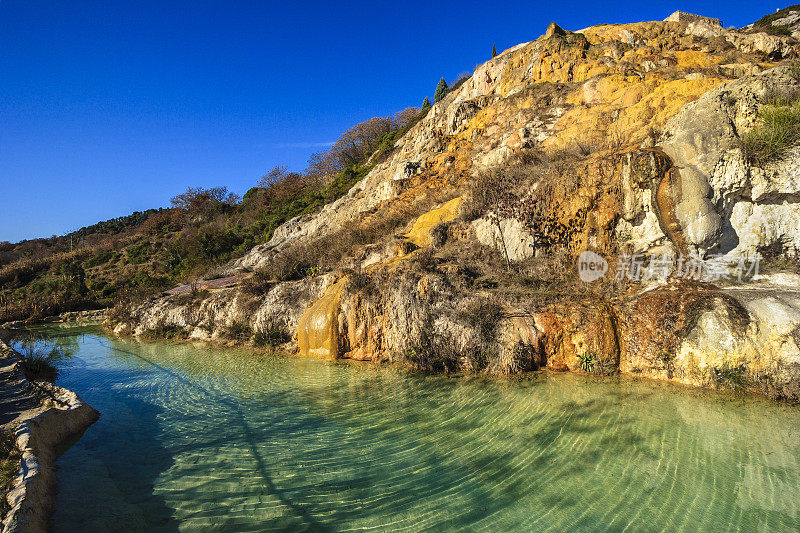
112, 16, 800, 402
226, 18, 794, 275
660, 67, 800, 259
0, 340, 99, 533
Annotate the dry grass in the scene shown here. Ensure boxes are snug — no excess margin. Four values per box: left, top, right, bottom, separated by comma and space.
0, 430, 22, 518
739, 87, 800, 165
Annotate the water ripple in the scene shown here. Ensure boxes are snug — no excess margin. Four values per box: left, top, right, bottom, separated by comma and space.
18, 328, 798, 532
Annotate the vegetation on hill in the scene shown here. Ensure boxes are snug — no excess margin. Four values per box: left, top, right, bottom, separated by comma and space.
749, 4, 800, 36
0, 106, 428, 323
739, 85, 800, 164
434, 78, 449, 103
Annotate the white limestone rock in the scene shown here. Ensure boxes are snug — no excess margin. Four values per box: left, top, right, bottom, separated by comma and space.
471, 216, 536, 262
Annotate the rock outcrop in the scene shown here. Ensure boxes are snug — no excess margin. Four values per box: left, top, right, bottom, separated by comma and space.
0, 340, 99, 533
742, 4, 800, 41
659, 67, 800, 259
226, 17, 795, 275
114, 274, 336, 345
112, 14, 800, 402
664, 11, 722, 27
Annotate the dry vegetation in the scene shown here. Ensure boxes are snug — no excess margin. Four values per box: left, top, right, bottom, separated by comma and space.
0, 430, 22, 519
321, 145, 640, 374
1, 106, 430, 323
739, 85, 800, 165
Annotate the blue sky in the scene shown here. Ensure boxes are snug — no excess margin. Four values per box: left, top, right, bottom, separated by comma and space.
0, 1, 777, 242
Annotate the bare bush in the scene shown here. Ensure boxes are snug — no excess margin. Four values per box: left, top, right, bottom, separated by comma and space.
171, 187, 240, 220
241, 269, 273, 295
258, 166, 311, 203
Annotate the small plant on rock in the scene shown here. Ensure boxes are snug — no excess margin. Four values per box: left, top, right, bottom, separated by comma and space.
253, 320, 291, 348
18, 344, 68, 383
789, 62, 800, 82
223, 320, 252, 343
712, 364, 749, 392
739, 92, 800, 165
577, 351, 597, 373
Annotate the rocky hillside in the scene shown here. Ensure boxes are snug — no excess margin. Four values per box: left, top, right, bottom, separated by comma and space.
102, 11, 800, 401
744, 4, 800, 38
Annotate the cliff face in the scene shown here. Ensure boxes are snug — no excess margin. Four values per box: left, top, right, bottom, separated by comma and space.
113, 15, 800, 401
228, 18, 790, 272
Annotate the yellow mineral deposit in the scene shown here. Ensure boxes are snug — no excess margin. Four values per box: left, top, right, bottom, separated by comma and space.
296, 278, 346, 358
404, 197, 462, 248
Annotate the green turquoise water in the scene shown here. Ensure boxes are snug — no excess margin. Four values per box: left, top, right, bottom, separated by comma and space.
23, 328, 800, 531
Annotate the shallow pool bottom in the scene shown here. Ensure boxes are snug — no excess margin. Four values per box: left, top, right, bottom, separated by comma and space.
29, 327, 800, 531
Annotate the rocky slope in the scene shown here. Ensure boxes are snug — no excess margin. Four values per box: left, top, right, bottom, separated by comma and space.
743, 4, 800, 39
112, 12, 800, 401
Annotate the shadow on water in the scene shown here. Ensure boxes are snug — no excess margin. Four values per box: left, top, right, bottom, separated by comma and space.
51, 365, 180, 533
103, 338, 514, 530
97, 338, 329, 532
23, 327, 800, 531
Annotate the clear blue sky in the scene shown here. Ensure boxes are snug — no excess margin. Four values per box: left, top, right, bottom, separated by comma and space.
0, 0, 776, 242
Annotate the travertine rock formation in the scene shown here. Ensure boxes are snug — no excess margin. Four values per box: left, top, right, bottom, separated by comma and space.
113, 14, 800, 401
227, 16, 794, 275
0, 340, 99, 533
664, 11, 722, 27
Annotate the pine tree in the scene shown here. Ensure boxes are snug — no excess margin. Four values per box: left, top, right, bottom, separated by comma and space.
434, 78, 449, 103
421, 96, 431, 109
492, 44, 497, 57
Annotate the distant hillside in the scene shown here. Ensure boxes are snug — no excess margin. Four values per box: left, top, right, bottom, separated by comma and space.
744, 4, 800, 37
0, 106, 425, 322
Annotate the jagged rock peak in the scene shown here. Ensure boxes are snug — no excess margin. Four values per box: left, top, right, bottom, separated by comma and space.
544, 22, 567, 38
664, 10, 722, 27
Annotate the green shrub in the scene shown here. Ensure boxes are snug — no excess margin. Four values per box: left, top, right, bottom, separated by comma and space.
739, 102, 800, 165
253, 321, 291, 347
125, 242, 150, 264
85, 249, 114, 268
434, 77, 449, 103
765, 25, 792, 36
18, 345, 64, 382
577, 351, 597, 373
750, 5, 800, 36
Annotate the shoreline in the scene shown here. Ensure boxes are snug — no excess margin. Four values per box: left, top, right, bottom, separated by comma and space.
0, 339, 99, 533
0, 309, 107, 331
103, 321, 799, 406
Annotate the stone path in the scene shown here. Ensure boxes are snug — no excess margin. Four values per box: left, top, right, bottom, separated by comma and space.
164, 274, 245, 295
